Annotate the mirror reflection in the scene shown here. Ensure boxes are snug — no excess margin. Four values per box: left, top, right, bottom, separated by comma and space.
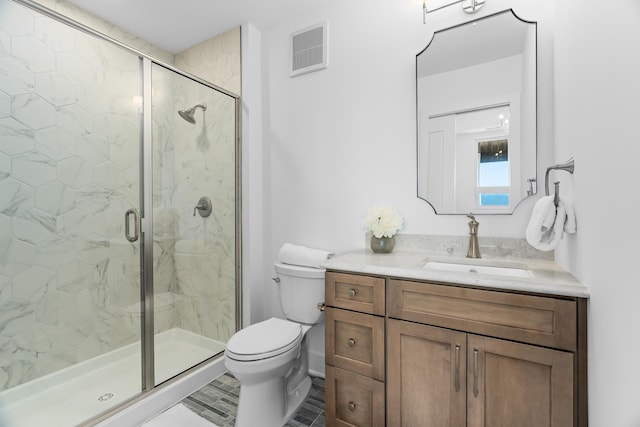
417, 10, 537, 214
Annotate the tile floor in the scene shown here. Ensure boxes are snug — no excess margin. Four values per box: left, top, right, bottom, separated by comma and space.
181, 373, 326, 427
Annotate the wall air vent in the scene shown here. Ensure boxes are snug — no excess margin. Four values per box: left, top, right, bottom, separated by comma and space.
290, 23, 328, 77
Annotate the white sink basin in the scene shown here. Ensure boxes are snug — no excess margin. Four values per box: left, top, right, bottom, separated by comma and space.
422, 261, 533, 278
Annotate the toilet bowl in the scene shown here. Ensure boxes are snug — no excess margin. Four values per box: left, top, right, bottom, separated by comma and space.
224, 262, 325, 427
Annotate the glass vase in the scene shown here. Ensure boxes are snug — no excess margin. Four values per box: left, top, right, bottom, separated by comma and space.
370, 235, 395, 254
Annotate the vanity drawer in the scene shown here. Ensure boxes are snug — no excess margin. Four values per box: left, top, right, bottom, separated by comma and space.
387, 279, 577, 351
326, 272, 385, 315
326, 307, 385, 380
325, 365, 385, 427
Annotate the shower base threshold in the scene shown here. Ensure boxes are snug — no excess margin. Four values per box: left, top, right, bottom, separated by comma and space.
0, 327, 226, 427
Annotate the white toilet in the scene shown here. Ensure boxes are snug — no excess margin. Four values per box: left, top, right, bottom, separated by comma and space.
224, 262, 325, 427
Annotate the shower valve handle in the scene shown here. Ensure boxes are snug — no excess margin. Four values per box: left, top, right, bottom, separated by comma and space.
193, 196, 212, 217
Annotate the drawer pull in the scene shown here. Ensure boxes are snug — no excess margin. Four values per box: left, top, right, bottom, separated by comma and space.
454, 344, 460, 392
348, 401, 356, 411
348, 288, 357, 298
347, 338, 356, 347
473, 348, 479, 398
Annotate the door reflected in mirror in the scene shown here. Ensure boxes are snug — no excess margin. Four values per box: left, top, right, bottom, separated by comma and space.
417, 10, 537, 214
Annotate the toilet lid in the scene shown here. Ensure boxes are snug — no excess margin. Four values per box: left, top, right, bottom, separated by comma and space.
226, 318, 303, 361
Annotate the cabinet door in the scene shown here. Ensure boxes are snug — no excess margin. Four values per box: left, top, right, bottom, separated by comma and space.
387, 319, 467, 427
467, 335, 574, 427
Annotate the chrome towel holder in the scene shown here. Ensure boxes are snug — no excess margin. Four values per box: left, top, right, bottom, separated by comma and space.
544, 158, 575, 207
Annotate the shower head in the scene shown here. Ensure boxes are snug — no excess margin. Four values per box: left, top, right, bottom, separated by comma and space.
178, 103, 207, 124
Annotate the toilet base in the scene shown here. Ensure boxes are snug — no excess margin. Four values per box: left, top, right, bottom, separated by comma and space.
234, 374, 311, 427
283, 375, 312, 423
232, 338, 312, 427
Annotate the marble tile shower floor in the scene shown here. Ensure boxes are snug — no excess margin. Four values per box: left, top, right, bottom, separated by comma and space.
181, 372, 326, 427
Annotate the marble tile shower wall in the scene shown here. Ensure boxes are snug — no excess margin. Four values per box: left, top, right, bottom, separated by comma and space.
0, 1, 237, 391
32, 0, 175, 64
0, 0, 143, 390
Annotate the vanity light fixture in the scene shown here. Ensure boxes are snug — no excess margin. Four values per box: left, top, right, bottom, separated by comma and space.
423, 0, 485, 23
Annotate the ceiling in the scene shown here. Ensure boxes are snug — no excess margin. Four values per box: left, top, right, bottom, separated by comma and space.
66, 0, 341, 54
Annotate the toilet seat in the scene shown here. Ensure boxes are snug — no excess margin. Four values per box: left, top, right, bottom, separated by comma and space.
226, 318, 303, 362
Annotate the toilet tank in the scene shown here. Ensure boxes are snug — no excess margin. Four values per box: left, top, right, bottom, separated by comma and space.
274, 262, 325, 324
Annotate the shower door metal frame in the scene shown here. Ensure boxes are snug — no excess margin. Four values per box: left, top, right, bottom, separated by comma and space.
141, 58, 155, 391
10, 0, 244, 418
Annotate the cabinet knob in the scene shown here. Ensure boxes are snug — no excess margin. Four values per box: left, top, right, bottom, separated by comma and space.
348, 401, 356, 411
347, 338, 356, 347
348, 288, 357, 297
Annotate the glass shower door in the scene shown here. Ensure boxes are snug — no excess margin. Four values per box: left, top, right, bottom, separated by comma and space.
150, 63, 236, 385
0, 1, 144, 425
0, 1, 241, 424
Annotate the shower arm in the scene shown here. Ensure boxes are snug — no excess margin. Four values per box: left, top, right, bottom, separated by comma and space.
178, 103, 207, 124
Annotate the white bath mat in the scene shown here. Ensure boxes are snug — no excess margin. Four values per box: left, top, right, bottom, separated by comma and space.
142, 403, 219, 427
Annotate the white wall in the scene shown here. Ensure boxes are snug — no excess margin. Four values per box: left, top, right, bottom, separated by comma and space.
248, 0, 556, 381
241, 23, 267, 328
245, 0, 640, 423
259, 0, 553, 260
554, 0, 640, 425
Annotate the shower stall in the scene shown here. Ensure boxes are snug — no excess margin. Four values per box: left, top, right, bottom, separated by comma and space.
0, 0, 241, 425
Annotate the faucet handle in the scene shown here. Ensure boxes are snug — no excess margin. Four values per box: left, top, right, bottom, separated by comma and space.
466, 213, 479, 236
193, 196, 212, 217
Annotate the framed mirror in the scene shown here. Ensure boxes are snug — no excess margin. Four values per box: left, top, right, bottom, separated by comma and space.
417, 10, 537, 214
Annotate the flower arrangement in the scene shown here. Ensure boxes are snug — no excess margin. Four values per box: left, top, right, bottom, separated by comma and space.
363, 205, 404, 238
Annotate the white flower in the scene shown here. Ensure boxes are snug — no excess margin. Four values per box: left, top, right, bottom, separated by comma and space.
363, 206, 403, 238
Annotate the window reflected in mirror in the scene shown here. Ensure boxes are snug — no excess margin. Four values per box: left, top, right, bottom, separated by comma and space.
477, 138, 510, 208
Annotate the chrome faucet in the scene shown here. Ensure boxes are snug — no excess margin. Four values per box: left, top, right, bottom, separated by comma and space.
466, 213, 481, 258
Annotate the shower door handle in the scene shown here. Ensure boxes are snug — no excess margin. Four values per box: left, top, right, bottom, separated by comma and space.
125, 208, 140, 242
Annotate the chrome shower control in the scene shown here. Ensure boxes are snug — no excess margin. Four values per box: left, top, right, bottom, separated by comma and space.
193, 196, 212, 217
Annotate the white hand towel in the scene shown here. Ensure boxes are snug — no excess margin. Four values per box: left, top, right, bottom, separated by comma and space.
278, 243, 334, 268
526, 196, 576, 251
563, 200, 577, 234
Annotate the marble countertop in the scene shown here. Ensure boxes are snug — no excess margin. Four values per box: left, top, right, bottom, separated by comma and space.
323, 250, 590, 298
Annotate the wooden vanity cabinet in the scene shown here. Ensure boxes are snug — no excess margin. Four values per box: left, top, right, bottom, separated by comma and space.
325, 272, 386, 426
387, 278, 586, 427
325, 272, 587, 427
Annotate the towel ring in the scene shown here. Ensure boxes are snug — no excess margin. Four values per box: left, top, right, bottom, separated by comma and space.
544, 158, 575, 207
